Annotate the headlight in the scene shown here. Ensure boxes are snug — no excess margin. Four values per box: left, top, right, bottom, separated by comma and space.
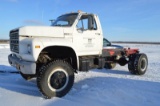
27, 44, 32, 54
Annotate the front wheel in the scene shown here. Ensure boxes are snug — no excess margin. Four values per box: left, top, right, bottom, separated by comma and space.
128, 53, 148, 75
37, 60, 74, 98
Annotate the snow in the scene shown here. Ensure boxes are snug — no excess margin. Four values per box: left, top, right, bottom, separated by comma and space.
0, 44, 160, 106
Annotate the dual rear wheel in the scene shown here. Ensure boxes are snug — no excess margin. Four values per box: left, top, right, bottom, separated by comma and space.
128, 53, 148, 75
104, 53, 148, 75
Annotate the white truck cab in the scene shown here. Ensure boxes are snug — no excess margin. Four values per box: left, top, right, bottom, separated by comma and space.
9, 11, 103, 74
8, 11, 104, 98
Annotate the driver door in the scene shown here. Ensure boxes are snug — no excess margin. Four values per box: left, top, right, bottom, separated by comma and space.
73, 14, 102, 56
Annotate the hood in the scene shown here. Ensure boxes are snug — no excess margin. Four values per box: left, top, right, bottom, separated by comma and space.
18, 26, 64, 37
103, 44, 124, 49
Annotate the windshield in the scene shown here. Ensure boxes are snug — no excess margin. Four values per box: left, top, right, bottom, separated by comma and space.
51, 13, 78, 27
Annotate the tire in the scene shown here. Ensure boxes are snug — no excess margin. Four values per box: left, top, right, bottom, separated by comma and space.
128, 54, 137, 74
128, 53, 148, 75
135, 53, 148, 75
37, 60, 74, 98
104, 63, 116, 69
20, 72, 35, 80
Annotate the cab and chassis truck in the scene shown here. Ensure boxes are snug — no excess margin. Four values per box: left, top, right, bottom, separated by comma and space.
8, 11, 148, 98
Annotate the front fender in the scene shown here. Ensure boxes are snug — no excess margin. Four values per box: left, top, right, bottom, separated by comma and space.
32, 37, 79, 69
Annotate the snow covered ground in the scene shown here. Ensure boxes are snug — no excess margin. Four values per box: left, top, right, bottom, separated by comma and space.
0, 44, 160, 106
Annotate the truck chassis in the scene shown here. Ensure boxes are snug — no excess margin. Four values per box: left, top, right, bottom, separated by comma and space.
8, 11, 148, 98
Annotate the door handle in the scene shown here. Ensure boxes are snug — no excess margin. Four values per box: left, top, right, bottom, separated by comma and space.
95, 33, 100, 35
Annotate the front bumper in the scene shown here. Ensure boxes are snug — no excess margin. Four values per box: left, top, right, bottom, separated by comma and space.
8, 54, 36, 74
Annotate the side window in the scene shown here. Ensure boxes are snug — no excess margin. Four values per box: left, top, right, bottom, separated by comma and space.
77, 20, 83, 29
77, 15, 97, 30
93, 19, 97, 30
77, 19, 88, 30
83, 19, 88, 30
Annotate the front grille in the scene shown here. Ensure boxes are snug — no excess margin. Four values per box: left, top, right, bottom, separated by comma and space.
10, 30, 19, 53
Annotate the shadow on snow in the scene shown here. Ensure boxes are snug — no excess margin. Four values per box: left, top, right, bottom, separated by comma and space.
0, 65, 160, 106
0, 65, 41, 97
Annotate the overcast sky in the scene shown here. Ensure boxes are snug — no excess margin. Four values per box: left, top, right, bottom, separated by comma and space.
0, 0, 160, 41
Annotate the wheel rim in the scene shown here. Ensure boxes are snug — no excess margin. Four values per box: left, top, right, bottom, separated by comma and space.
140, 58, 147, 72
48, 68, 69, 92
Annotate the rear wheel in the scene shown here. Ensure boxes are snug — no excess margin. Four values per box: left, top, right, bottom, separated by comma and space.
128, 53, 148, 75
104, 63, 116, 69
37, 60, 74, 98
128, 54, 137, 74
